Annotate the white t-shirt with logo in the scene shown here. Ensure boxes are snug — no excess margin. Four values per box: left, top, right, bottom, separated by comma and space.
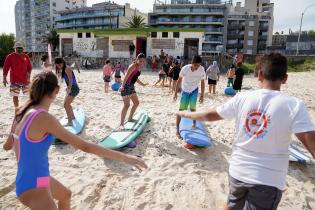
216, 89, 315, 190
180, 64, 205, 93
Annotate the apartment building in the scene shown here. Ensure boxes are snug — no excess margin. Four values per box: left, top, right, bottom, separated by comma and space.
286, 33, 315, 55
15, 0, 86, 52
148, 0, 226, 56
15, 0, 32, 52
226, 0, 274, 55
55, 2, 147, 30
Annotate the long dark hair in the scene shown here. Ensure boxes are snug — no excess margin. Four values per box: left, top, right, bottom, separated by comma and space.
16, 71, 59, 122
55, 57, 66, 78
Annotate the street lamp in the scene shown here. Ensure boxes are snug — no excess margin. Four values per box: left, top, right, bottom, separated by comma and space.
296, 4, 315, 56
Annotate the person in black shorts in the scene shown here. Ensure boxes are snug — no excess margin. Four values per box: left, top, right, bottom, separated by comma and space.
162, 59, 170, 81
233, 62, 245, 92
171, 61, 181, 93
168, 61, 175, 92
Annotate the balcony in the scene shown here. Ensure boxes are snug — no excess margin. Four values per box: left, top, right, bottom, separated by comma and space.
32, 11, 50, 18
56, 22, 116, 29
152, 20, 224, 25
228, 24, 245, 30
259, 35, 268, 40
154, 11, 224, 16
227, 33, 243, 39
259, 25, 269, 31
226, 43, 243, 49
258, 44, 267, 50
32, 2, 49, 10
56, 11, 122, 21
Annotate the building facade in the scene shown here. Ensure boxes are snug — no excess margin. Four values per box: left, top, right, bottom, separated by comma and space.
15, 0, 32, 52
15, 0, 86, 52
225, 0, 274, 55
55, 2, 147, 30
285, 33, 315, 55
148, 0, 226, 55
57, 28, 204, 59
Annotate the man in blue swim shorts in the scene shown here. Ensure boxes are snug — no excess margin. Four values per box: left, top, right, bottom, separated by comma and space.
174, 55, 205, 138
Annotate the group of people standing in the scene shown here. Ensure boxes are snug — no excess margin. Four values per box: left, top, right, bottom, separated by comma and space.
2, 42, 147, 209
2, 42, 315, 210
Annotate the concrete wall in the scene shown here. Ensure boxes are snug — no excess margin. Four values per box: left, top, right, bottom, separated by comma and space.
59, 31, 203, 58
147, 32, 203, 57
109, 35, 137, 58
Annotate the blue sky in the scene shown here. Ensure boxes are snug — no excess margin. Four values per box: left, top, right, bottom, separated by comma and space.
1, 0, 315, 35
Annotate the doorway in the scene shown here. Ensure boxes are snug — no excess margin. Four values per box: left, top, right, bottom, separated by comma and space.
136, 37, 147, 56
184, 38, 199, 59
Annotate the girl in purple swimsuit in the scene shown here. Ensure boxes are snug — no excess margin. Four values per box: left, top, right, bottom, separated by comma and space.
3, 71, 147, 210
119, 53, 148, 129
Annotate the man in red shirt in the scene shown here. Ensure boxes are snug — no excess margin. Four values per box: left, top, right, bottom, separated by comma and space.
3, 42, 32, 110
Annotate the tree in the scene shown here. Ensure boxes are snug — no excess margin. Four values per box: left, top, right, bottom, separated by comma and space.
0, 33, 15, 67
42, 29, 59, 51
308, 30, 315, 35
126, 15, 147, 28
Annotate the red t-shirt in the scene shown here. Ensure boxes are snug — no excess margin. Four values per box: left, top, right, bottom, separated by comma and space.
3, 52, 32, 84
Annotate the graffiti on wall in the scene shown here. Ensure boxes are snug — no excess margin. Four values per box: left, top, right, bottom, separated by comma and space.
74, 38, 103, 58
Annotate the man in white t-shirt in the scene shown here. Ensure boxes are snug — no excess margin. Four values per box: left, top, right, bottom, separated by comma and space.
174, 55, 205, 138
177, 53, 315, 210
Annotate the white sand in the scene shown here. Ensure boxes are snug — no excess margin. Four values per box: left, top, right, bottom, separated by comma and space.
0, 69, 315, 210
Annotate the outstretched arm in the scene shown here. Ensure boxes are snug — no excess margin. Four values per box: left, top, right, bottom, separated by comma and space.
43, 113, 147, 170
3, 117, 18, 151
136, 79, 148, 86
177, 108, 223, 122
173, 77, 182, 101
295, 131, 315, 158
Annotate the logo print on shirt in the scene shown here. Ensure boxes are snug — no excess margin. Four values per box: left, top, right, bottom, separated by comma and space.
244, 110, 270, 138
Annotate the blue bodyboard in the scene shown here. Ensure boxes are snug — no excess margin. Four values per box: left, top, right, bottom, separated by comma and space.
224, 86, 236, 96
179, 118, 211, 147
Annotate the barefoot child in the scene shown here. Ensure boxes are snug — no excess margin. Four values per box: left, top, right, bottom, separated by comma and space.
3, 71, 147, 210
151, 55, 158, 72
177, 53, 315, 210
171, 61, 181, 93
120, 53, 148, 128
226, 64, 235, 87
55, 57, 80, 126
154, 68, 166, 87
41, 55, 52, 72
174, 55, 205, 137
103, 60, 112, 93
205, 61, 220, 94
113, 62, 125, 83
168, 62, 175, 92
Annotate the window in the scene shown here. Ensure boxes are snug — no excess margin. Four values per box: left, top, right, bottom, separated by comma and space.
162, 32, 168, 38
151, 32, 157, 38
247, 40, 253, 46
52, 2, 56, 7
248, 31, 254, 37
249, 21, 255, 26
78, 33, 82, 38
246, 49, 253, 54
86, 32, 91, 38
173, 32, 179, 38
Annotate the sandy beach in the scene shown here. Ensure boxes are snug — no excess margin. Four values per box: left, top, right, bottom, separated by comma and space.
0, 69, 315, 210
